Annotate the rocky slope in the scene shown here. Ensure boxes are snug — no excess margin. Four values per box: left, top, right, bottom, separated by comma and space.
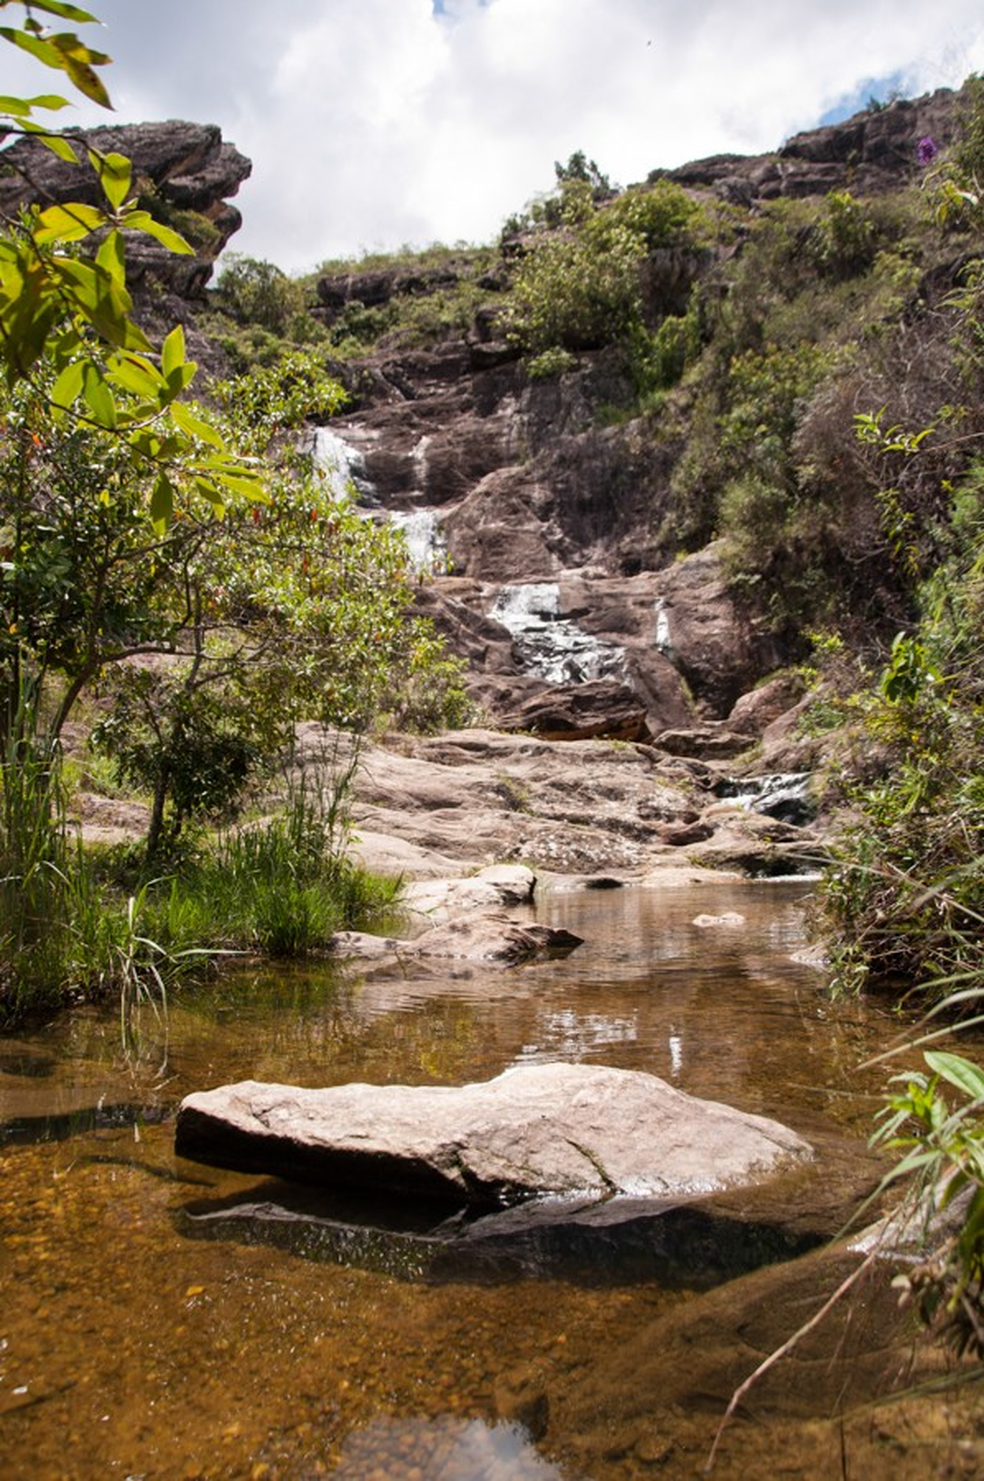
307, 85, 966, 760
36, 89, 972, 876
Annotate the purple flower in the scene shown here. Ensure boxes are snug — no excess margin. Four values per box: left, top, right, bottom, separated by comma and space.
918, 135, 938, 166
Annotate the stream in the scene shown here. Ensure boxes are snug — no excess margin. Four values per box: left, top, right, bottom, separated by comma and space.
0, 881, 935, 1477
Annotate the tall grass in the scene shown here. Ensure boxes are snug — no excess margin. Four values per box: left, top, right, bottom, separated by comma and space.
0, 724, 402, 1029
153, 759, 401, 957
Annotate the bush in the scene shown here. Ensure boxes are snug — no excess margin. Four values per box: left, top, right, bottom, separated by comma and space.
213, 254, 306, 335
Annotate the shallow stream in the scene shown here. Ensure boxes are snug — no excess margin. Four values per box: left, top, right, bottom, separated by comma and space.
0, 881, 933, 1477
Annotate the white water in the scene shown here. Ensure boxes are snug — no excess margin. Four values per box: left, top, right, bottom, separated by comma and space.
719, 772, 815, 825
489, 582, 627, 685
311, 427, 451, 573
388, 509, 448, 574
311, 427, 377, 504
654, 597, 673, 656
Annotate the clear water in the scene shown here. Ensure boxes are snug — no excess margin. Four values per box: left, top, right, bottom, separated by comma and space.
0, 881, 910, 1477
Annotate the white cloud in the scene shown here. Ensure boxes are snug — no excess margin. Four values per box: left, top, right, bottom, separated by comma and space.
6, 0, 984, 271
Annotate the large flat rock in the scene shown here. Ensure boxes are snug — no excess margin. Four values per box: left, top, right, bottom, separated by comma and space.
176, 1062, 811, 1207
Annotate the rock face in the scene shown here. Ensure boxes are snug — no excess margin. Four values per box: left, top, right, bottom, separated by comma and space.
310, 86, 966, 758
0, 120, 250, 298
665, 87, 960, 204
175, 1062, 812, 1206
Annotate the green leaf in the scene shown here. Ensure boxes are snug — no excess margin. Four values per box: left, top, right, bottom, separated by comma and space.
81, 362, 117, 428
169, 402, 225, 449
150, 472, 175, 533
161, 323, 186, 379
34, 200, 105, 244
50, 357, 85, 414
210, 472, 269, 502
924, 1051, 984, 1104
193, 477, 226, 508
0, 92, 69, 115
89, 149, 132, 212
22, 123, 78, 161
49, 33, 113, 110
121, 210, 194, 255
164, 362, 197, 398
95, 228, 126, 287
26, 4, 100, 22
52, 255, 150, 351
0, 27, 67, 71
105, 352, 165, 400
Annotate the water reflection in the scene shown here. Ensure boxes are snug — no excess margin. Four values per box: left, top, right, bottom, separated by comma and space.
333, 1415, 567, 1478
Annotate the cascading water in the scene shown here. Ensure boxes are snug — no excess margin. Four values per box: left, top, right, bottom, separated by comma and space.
388, 510, 448, 574
716, 772, 816, 826
309, 428, 448, 574
654, 597, 673, 657
311, 427, 377, 505
489, 582, 627, 684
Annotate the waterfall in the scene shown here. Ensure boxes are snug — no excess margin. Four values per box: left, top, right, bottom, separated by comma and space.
311, 427, 377, 505
388, 510, 448, 574
489, 582, 627, 684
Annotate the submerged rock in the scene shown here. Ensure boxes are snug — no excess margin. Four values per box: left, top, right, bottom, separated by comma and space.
175, 1062, 812, 1206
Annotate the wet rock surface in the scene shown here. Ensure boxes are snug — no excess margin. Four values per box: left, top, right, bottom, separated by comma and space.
175, 1062, 813, 1205
288, 724, 826, 881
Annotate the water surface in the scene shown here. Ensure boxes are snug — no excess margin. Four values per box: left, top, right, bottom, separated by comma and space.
0, 880, 909, 1477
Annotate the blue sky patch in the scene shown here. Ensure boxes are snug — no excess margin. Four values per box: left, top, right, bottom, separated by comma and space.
820, 69, 909, 125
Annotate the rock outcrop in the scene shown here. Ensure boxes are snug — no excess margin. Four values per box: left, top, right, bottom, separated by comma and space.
664, 87, 960, 204
0, 120, 250, 298
281, 722, 824, 880
175, 1062, 812, 1205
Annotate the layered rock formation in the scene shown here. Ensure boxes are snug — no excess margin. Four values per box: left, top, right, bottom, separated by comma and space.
0, 119, 250, 296
0, 119, 249, 373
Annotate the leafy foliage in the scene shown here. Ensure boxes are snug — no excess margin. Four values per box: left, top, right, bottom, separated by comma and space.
503, 179, 700, 356
0, 3, 466, 1019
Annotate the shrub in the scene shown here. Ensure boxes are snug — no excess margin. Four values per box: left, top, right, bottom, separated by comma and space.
213, 254, 306, 335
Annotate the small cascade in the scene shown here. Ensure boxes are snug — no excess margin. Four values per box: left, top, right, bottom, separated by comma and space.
489, 583, 627, 684
311, 427, 377, 505
388, 509, 448, 574
411, 433, 432, 493
654, 598, 673, 657
716, 773, 815, 826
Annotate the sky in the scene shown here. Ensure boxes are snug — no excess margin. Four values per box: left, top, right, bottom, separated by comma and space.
9, 0, 984, 273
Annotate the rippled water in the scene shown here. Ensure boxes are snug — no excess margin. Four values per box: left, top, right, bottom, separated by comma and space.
0, 881, 911, 1477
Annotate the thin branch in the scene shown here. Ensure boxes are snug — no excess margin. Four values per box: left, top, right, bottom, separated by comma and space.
704, 1249, 881, 1473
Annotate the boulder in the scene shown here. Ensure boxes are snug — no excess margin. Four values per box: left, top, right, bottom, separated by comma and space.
500, 680, 651, 742
654, 544, 785, 715
403, 864, 536, 921
331, 915, 582, 964
175, 1062, 812, 1205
